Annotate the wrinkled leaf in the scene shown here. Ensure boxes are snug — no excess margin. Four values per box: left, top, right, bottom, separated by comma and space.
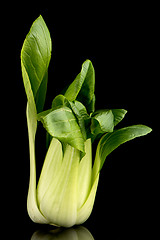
51, 95, 91, 141
70, 100, 90, 141
38, 106, 85, 152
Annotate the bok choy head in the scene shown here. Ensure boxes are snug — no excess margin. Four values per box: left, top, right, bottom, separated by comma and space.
21, 15, 152, 227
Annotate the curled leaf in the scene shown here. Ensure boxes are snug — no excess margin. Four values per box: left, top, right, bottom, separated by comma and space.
38, 106, 85, 153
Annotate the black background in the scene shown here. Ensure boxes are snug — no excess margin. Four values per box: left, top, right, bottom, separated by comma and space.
2, 2, 158, 239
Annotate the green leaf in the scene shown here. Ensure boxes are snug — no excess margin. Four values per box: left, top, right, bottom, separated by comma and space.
69, 100, 90, 141
64, 60, 95, 113
51, 95, 91, 141
38, 106, 85, 152
112, 109, 127, 126
21, 15, 52, 112
35, 71, 48, 113
92, 125, 152, 179
72, 101, 89, 121
91, 110, 114, 136
51, 94, 70, 109
21, 15, 51, 223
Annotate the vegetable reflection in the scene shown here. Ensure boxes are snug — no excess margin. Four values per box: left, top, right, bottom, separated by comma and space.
31, 226, 94, 240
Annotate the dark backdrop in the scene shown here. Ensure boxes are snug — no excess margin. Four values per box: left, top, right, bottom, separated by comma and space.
2, 2, 158, 239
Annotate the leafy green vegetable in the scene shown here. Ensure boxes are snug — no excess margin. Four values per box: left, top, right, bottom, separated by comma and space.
112, 109, 127, 126
38, 106, 85, 152
21, 15, 52, 223
91, 110, 114, 136
64, 60, 95, 114
21, 15, 152, 227
92, 125, 152, 180
21, 15, 51, 113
